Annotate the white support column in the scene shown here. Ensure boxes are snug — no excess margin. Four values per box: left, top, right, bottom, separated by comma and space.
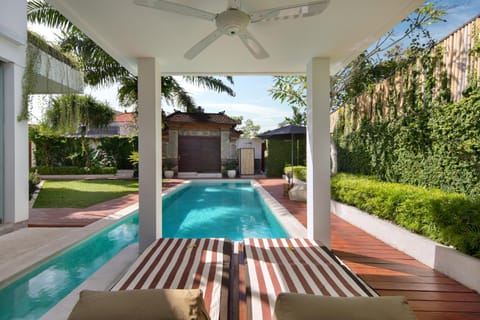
137, 58, 162, 252
306, 58, 331, 248
3, 63, 29, 224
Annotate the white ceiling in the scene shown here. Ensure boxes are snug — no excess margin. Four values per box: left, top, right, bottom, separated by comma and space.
46, 0, 424, 76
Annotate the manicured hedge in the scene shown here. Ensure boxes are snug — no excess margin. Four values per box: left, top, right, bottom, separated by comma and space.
283, 165, 307, 181
331, 173, 480, 258
34, 166, 117, 175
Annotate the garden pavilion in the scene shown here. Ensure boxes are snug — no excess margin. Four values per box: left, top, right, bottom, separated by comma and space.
44, 0, 424, 251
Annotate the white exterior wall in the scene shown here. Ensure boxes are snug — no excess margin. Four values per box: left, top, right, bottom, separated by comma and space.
236, 138, 263, 159
1, 0, 29, 224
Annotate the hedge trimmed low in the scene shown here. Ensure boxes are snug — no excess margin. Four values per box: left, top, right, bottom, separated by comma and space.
331, 173, 480, 258
34, 166, 117, 175
284, 165, 307, 182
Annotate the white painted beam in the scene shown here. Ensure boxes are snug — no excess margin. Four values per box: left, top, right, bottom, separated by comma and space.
137, 58, 162, 252
306, 58, 331, 248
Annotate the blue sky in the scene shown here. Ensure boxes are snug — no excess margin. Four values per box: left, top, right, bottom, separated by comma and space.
30, 0, 480, 131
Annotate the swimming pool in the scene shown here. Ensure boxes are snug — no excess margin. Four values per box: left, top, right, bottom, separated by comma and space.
163, 180, 289, 241
0, 214, 138, 320
0, 180, 290, 319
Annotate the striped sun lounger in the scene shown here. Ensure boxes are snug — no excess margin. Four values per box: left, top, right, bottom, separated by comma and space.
112, 238, 232, 320
244, 238, 378, 320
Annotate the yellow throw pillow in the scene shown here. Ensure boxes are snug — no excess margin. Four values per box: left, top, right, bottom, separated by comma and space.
273, 294, 416, 320
68, 289, 210, 320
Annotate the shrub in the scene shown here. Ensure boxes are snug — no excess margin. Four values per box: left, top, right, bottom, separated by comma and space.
128, 151, 139, 178
98, 136, 138, 169
29, 171, 40, 199
284, 165, 307, 181
34, 166, 117, 175
331, 173, 480, 258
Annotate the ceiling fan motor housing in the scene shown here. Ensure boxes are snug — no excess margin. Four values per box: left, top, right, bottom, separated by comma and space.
216, 9, 250, 35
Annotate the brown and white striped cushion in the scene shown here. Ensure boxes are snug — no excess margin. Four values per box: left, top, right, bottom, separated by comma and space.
244, 238, 378, 320
112, 238, 228, 320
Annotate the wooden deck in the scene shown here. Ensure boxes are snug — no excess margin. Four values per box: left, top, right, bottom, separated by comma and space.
28, 178, 480, 319
257, 179, 480, 320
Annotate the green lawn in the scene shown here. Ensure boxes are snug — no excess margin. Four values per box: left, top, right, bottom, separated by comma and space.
33, 180, 139, 208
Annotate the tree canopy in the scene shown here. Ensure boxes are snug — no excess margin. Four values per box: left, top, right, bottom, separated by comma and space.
44, 94, 115, 134
269, 3, 446, 114
27, 0, 235, 112
238, 118, 261, 138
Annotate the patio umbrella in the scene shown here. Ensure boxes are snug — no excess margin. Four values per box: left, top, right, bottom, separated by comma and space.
258, 125, 306, 182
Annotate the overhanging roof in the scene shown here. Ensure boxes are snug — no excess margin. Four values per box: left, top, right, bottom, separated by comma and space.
46, 0, 423, 75
258, 124, 306, 138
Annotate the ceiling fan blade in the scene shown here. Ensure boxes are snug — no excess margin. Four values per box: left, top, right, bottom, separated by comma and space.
250, 0, 329, 23
228, 0, 242, 10
238, 31, 269, 59
184, 29, 223, 60
134, 0, 216, 21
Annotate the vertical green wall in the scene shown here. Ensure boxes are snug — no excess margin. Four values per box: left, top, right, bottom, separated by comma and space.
265, 137, 306, 177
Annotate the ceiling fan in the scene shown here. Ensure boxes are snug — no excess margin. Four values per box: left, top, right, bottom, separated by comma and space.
134, 0, 330, 60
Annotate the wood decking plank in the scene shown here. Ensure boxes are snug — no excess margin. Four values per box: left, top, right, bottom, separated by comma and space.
376, 290, 480, 302
408, 300, 480, 312
257, 179, 480, 319
415, 311, 480, 320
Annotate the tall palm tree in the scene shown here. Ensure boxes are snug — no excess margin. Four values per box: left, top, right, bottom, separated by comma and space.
27, 0, 235, 112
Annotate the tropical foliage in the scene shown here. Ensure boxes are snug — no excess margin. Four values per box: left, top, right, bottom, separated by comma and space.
44, 94, 115, 134
27, 0, 235, 112
268, 3, 445, 113
333, 46, 480, 197
30, 127, 137, 169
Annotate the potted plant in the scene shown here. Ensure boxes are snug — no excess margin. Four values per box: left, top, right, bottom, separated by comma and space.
225, 160, 237, 178
163, 158, 174, 179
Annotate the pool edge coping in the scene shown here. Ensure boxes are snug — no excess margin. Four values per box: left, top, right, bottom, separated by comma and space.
251, 180, 307, 238
0, 203, 139, 287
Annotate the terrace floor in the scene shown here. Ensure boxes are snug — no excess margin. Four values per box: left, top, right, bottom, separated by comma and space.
257, 179, 480, 320
26, 178, 480, 319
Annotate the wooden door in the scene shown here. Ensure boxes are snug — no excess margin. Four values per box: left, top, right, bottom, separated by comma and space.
178, 136, 220, 172
239, 148, 254, 175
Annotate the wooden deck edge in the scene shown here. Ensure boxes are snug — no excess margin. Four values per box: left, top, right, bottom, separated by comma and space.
331, 200, 480, 294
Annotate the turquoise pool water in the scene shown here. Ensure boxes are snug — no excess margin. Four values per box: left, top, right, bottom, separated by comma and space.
163, 181, 288, 241
0, 180, 287, 319
0, 214, 138, 320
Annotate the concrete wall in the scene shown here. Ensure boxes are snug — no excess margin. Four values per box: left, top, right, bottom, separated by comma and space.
31, 49, 83, 94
